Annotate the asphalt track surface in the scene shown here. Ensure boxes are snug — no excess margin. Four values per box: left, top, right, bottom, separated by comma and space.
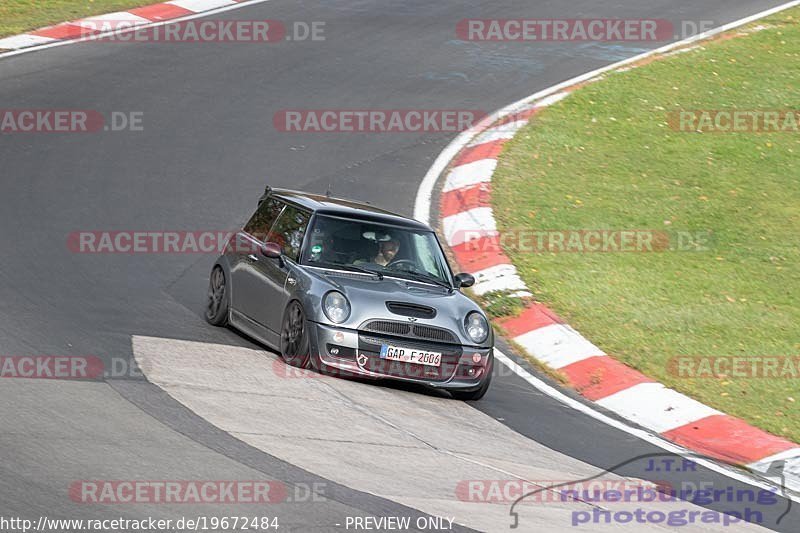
0, 0, 797, 531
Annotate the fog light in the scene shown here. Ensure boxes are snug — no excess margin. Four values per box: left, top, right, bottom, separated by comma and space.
326, 344, 356, 359
468, 368, 476, 376
333, 332, 345, 343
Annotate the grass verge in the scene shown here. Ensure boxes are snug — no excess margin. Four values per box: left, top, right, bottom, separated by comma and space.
492, 8, 800, 442
0, 0, 159, 39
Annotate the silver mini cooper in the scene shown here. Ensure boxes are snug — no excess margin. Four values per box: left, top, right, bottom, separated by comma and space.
206, 187, 493, 400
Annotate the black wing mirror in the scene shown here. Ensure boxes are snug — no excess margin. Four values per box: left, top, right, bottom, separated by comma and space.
454, 272, 475, 288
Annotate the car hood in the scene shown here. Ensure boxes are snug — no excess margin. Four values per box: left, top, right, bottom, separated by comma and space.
304, 268, 488, 345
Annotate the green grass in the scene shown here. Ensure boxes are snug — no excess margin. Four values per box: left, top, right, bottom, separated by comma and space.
492, 8, 800, 443
478, 290, 528, 319
0, 0, 157, 39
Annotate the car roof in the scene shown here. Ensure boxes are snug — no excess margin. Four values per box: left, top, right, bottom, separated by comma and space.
269, 187, 433, 231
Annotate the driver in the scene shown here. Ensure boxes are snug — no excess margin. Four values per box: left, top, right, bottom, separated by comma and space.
373, 238, 399, 266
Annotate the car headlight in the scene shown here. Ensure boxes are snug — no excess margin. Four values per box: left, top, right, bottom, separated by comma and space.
323, 291, 351, 323
465, 312, 489, 344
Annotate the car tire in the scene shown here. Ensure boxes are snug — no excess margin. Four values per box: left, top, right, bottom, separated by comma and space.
450, 368, 492, 401
280, 301, 311, 369
205, 265, 229, 326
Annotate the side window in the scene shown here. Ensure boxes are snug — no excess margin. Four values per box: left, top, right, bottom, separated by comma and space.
244, 198, 284, 241
267, 206, 311, 261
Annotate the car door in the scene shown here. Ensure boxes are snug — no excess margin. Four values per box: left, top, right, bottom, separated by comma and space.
230, 197, 285, 322
241, 203, 311, 334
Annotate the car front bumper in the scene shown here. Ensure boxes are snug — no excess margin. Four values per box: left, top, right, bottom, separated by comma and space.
307, 321, 492, 391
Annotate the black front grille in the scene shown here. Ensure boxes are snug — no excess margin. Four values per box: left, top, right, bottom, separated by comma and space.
361, 320, 459, 344
413, 324, 456, 343
386, 301, 437, 319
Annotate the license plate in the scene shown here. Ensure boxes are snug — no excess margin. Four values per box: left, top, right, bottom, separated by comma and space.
379, 345, 442, 367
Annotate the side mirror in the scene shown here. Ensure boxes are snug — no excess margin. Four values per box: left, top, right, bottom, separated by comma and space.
261, 242, 282, 259
454, 273, 475, 288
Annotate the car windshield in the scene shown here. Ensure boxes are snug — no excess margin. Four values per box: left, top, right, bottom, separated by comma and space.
300, 215, 452, 286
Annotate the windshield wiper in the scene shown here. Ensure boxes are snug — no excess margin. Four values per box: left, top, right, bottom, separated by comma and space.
392, 271, 452, 291
312, 261, 383, 280
344, 265, 384, 280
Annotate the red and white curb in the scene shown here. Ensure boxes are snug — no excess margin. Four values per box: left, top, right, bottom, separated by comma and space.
416, 0, 800, 495
439, 89, 799, 468
0, 0, 266, 54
